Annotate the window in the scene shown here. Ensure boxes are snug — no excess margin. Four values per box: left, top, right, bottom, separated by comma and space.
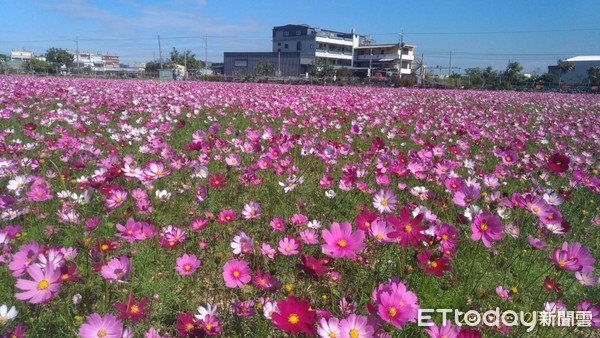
296, 41, 302, 51
296, 30, 301, 36
234, 60, 248, 67
284, 31, 289, 37
278, 42, 281, 46
284, 44, 288, 49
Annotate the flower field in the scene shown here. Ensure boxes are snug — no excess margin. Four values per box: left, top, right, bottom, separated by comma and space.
0, 76, 598, 337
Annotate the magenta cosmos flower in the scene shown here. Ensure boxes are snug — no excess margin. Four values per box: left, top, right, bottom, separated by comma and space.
470, 212, 503, 248
271, 296, 316, 335
321, 221, 366, 259
15, 264, 61, 304
175, 254, 202, 276
222, 259, 251, 288
78, 313, 123, 338
388, 207, 428, 248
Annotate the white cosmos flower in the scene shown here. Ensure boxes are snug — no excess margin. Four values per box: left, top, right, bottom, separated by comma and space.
0, 304, 17, 324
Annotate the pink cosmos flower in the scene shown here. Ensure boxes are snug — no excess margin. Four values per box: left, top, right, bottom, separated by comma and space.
551, 242, 595, 273
143, 161, 170, 181
100, 256, 131, 281
222, 259, 251, 288
175, 254, 201, 276
528, 235, 548, 250
321, 221, 366, 259
426, 320, 460, 338
338, 314, 374, 338
317, 317, 340, 338
241, 201, 261, 220
158, 225, 186, 249
299, 229, 319, 245
496, 286, 512, 301
369, 219, 395, 243
270, 217, 286, 232
470, 212, 503, 248
105, 189, 127, 210
372, 278, 419, 329
9, 241, 41, 277
261, 243, 276, 259
15, 264, 61, 304
216, 209, 235, 224
278, 236, 301, 256
115, 218, 142, 243
372, 188, 398, 214
225, 153, 241, 166
501, 149, 519, 166
291, 214, 308, 227
78, 313, 123, 338
231, 231, 253, 256
26, 180, 52, 202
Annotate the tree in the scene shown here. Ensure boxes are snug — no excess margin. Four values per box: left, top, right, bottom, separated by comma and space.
503, 61, 524, 88
536, 73, 558, 87
464, 67, 483, 88
309, 59, 335, 78
556, 59, 575, 85
588, 66, 600, 85
0, 54, 9, 62
169, 48, 204, 70
24, 58, 50, 73
145, 60, 162, 72
255, 62, 275, 76
45, 48, 74, 68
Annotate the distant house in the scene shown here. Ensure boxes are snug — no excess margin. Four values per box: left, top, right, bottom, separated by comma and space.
353, 43, 415, 77
548, 56, 600, 85
10, 51, 34, 61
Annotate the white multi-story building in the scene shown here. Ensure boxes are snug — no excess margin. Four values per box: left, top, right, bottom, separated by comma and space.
271, 24, 415, 77
353, 43, 415, 76
272, 24, 362, 73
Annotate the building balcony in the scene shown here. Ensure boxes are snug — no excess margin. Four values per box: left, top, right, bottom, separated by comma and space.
315, 36, 354, 46
315, 51, 354, 60
355, 53, 414, 61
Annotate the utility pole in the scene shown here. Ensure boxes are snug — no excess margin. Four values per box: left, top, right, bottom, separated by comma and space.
184, 51, 187, 80
448, 51, 452, 78
158, 35, 163, 69
420, 53, 425, 86
75, 36, 80, 72
204, 35, 208, 75
398, 30, 404, 78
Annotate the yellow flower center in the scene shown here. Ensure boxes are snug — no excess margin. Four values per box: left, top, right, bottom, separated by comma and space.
186, 323, 194, 331
388, 307, 397, 317
404, 225, 412, 233
364, 221, 370, 227
350, 329, 359, 338
431, 261, 438, 268
558, 260, 565, 267
101, 244, 109, 251
442, 234, 448, 240
337, 240, 347, 248
233, 271, 240, 278
185, 265, 191, 271
380, 199, 388, 206
37, 279, 50, 290
206, 323, 212, 330
329, 333, 337, 338
480, 223, 488, 231
288, 314, 299, 324
98, 330, 107, 337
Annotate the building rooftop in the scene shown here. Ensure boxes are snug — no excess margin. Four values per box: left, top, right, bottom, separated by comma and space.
565, 56, 600, 62
354, 43, 415, 49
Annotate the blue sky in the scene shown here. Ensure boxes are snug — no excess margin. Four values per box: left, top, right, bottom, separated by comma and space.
1, 0, 599, 73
